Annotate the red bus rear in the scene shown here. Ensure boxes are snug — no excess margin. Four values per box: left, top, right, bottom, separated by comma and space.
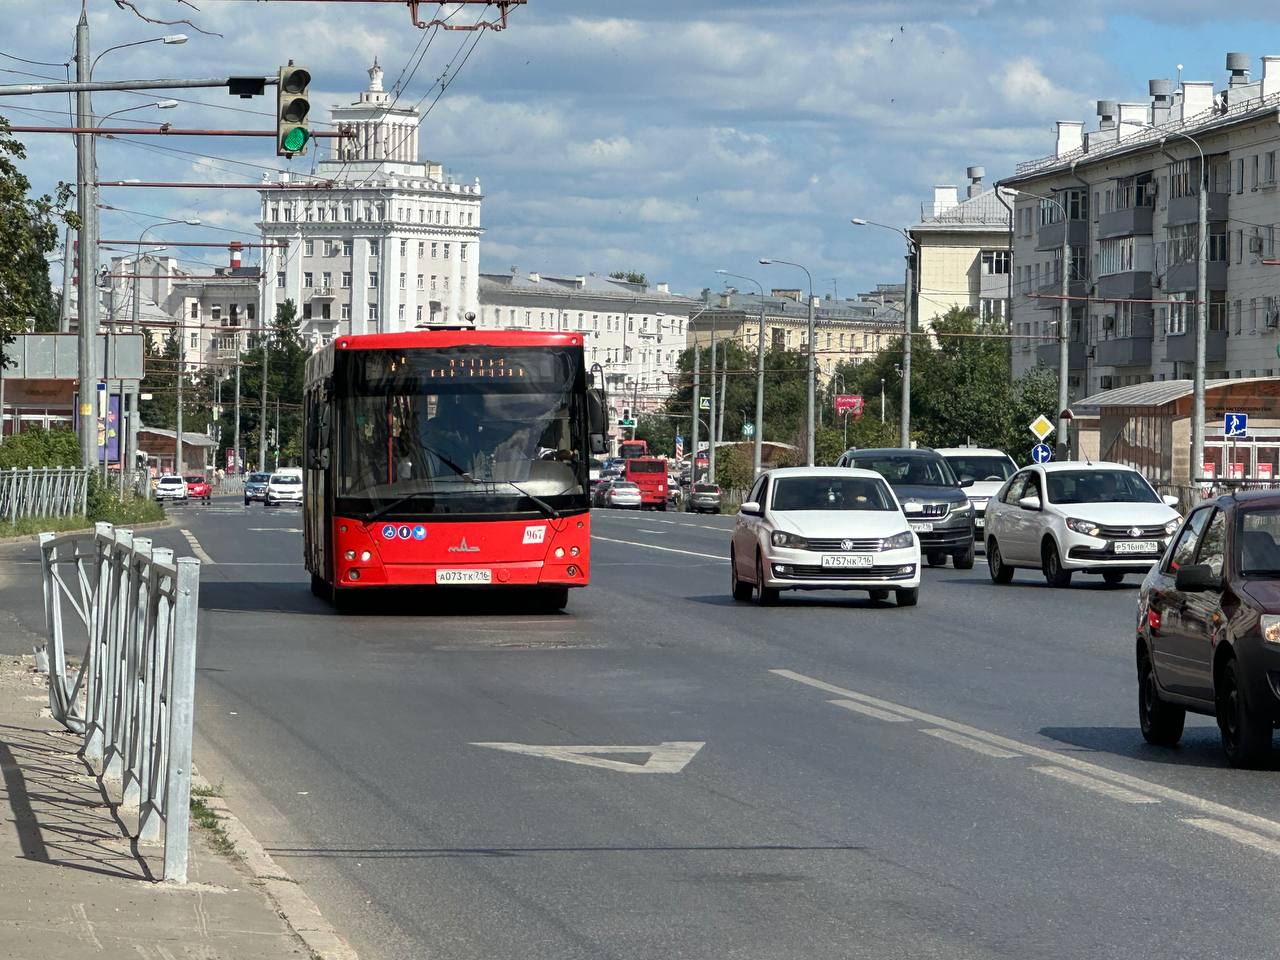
618, 439, 648, 460
302, 330, 607, 610
624, 456, 668, 510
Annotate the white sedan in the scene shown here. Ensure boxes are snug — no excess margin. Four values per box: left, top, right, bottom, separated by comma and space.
154, 475, 187, 501
730, 467, 921, 606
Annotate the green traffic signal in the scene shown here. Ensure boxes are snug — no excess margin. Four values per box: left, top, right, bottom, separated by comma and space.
282, 127, 308, 153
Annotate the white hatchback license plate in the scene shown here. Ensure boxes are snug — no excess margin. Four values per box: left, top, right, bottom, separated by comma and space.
821, 554, 874, 569
909, 522, 934, 533
435, 569, 492, 584
1114, 541, 1158, 555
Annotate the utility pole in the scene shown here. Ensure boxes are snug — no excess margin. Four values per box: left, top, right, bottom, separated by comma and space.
259, 327, 269, 472
175, 342, 184, 475
708, 317, 718, 485
274, 398, 280, 469
901, 245, 914, 448
1193, 153, 1209, 481
234, 348, 242, 475
75, 9, 98, 469
717, 361, 727, 446
690, 347, 700, 481
60, 226, 74, 332
1057, 195, 1071, 460
716, 270, 766, 476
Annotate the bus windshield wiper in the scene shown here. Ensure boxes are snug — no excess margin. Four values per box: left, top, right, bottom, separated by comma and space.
496, 478, 561, 520
362, 443, 477, 522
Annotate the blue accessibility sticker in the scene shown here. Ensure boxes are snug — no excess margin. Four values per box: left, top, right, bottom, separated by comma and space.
397, 525, 412, 540
413, 525, 427, 540
382, 524, 397, 540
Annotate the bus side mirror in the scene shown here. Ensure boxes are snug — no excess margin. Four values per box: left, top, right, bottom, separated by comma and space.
587, 388, 608, 455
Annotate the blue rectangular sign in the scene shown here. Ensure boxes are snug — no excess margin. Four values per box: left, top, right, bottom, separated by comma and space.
1225, 412, 1248, 439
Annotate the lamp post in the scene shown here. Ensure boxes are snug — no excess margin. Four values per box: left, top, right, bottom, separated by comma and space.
851, 219, 919, 448
880, 377, 886, 424
717, 269, 766, 476
758, 258, 816, 465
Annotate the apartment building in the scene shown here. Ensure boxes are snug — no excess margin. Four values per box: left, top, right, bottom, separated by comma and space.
1001, 52, 1280, 398
908, 167, 1014, 328
258, 61, 482, 344
477, 271, 700, 415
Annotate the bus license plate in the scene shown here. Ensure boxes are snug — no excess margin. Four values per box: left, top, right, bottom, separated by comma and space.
821, 554, 874, 569
1114, 541, 1157, 555
909, 522, 934, 533
435, 569, 492, 584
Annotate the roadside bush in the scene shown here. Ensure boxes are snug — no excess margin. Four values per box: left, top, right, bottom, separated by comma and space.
85, 473, 165, 526
0, 427, 79, 468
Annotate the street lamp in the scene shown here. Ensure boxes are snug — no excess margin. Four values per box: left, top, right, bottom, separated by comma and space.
851, 218, 918, 448
716, 269, 766, 476
91, 34, 187, 76
758, 257, 816, 466
98, 100, 179, 126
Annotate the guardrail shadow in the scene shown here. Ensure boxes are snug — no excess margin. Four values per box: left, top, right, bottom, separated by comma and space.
0, 722, 153, 881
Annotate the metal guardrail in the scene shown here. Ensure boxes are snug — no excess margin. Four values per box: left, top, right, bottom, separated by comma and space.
0, 466, 90, 522
1157, 480, 1280, 513
37, 523, 201, 883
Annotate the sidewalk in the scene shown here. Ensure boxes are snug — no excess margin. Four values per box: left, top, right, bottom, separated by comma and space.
0, 655, 309, 960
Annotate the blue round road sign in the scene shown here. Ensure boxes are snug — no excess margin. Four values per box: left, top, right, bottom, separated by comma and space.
1031, 443, 1053, 464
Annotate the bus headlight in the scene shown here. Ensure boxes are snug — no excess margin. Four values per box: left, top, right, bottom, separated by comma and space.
360, 551, 371, 562
555, 547, 565, 558
345, 550, 356, 560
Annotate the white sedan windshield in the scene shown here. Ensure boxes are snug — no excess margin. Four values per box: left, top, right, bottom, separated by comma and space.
772, 476, 896, 511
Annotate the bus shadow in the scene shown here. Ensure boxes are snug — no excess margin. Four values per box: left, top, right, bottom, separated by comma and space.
198, 580, 572, 618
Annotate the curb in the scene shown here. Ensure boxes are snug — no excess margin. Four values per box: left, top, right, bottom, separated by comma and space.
0, 517, 175, 546
191, 771, 359, 960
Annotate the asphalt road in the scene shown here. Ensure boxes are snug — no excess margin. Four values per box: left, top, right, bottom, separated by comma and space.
6, 500, 1280, 958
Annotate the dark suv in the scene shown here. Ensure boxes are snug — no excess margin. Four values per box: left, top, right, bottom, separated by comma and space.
837, 447, 976, 568
1138, 491, 1280, 768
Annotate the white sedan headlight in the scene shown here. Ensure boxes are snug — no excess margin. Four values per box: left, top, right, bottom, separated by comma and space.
881, 530, 914, 551
771, 530, 807, 548
1164, 518, 1181, 536
1065, 517, 1102, 537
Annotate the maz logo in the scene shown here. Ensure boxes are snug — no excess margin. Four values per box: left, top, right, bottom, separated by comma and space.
448, 538, 480, 553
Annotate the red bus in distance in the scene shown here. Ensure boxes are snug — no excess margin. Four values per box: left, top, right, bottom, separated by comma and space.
302, 329, 607, 610
618, 439, 648, 460
624, 456, 668, 510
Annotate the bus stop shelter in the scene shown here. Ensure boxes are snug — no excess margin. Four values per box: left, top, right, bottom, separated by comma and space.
1073, 377, 1280, 486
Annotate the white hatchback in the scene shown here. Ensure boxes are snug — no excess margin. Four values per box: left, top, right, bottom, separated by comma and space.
935, 447, 1018, 542
984, 461, 1181, 587
154, 475, 187, 501
265, 472, 303, 506
730, 467, 921, 606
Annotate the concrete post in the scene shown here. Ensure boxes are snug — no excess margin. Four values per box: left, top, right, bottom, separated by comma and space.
75, 10, 98, 470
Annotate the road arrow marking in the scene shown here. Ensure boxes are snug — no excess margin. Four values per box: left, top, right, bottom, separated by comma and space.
471, 741, 704, 773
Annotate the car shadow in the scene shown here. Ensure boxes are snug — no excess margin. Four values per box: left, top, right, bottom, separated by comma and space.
1038, 724, 1246, 770
199, 580, 574, 618
688, 594, 910, 610
935, 576, 1140, 592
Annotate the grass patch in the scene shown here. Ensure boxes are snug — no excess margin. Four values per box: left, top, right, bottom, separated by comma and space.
0, 500, 167, 539
191, 780, 224, 799
190, 796, 237, 857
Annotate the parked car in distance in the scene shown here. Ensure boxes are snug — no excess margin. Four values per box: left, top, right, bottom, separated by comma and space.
688, 483, 722, 514
183, 475, 212, 502
837, 447, 976, 569
154, 475, 187, 501
1137, 491, 1280, 767
601, 480, 642, 509
730, 467, 920, 606
244, 471, 271, 505
985, 461, 1181, 588
935, 447, 1017, 542
265, 471, 303, 506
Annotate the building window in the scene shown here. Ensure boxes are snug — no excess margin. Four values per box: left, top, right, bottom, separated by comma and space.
189, 302, 198, 319
418, 241, 425, 258
981, 250, 1010, 275
190, 332, 198, 349
276, 272, 286, 288
211, 304, 221, 323
341, 271, 352, 288
321, 271, 331, 287
980, 298, 1008, 322
368, 304, 379, 322
431, 242, 438, 259
304, 240, 314, 256
1235, 158, 1245, 195
269, 206, 278, 222
247, 303, 255, 322
321, 303, 331, 320
415, 305, 423, 323
398, 304, 405, 322
400, 240, 408, 257
302, 302, 312, 320
368, 240, 379, 258
443, 243, 451, 260
343, 240, 353, 257
341, 304, 351, 321
399, 273, 406, 289
369, 272, 378, 288
1169, 158, 1196, 199
460, 244, 467, 261
303, 272, 313, 287
430, 275, 437, 291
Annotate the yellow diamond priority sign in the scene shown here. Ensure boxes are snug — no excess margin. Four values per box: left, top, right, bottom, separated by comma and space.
1028, 414, 1055, 442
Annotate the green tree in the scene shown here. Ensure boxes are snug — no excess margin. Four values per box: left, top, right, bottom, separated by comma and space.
0, 426, 79, 468
609, 270, 647, 285
224, 299, 307, 469
138, 328, 182, 431
715, 444, 754, 493
998, 365, 1060, 464
0, 116, 75, 361
632, 413, 674, 457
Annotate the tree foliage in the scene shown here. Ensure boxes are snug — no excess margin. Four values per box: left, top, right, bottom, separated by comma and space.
0, 427, 79, 468
0, 116, 76, 360
609, 270, 647, 285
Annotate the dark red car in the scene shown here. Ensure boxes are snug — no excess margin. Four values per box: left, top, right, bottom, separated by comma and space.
184, 475, 212, 502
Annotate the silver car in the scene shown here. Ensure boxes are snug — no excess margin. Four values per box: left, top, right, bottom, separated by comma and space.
602, 480, 642, 509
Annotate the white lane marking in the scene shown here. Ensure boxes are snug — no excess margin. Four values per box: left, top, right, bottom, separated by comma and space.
248, 527, 303, 533
179, 529, 215, 564
772, 668, 1280, 837
595, 513, 732, 533
1185, 817, 1280, 857
829, 698, 913, 723
471, 741, 704, 773
637, 528, 664, 534
69, 903, 103, 952
922, 727, 1020, 759
592, 536, 727, 562
1032, 765, 1160, 804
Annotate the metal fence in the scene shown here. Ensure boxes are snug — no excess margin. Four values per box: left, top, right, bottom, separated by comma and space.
0, 467, 90, 522
1157, 481, 1280, 513
37, 523, 201, 883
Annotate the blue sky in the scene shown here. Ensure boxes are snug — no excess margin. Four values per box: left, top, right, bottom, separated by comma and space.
5, 1, 1280, 299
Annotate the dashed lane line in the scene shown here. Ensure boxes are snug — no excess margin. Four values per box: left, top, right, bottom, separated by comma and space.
921, 727, 1021, 759
771, 668, 1280, 841
829, 698, 913, 723
592, 536, 727, 562
1184, 818, 1280, 857
179, 529, 215, 564
1032, 765, 1160, 805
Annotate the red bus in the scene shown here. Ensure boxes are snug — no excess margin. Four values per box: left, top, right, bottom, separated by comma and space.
302, 330, 607, 610
618, 439, 648, 460
624, 456, 668, 510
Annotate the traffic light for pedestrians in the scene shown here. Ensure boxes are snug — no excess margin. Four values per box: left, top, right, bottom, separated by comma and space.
276, 63, 311, 157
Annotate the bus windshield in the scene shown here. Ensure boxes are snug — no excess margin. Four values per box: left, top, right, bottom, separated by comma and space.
335, 346, 588, 517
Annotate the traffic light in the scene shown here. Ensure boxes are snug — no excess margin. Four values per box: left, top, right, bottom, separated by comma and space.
276, 63, 311, 157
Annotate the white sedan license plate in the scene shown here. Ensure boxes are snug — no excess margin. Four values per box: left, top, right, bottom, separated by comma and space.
1114, 541, 1157, 555
975, 518, 985, 528
821, 554, 874, 569
909, 521, 934, 533
435, 569, 492, 584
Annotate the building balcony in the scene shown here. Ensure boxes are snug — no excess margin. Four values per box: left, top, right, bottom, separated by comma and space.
1094, 314, 1154, 367
1166, 191, 1228, 227
1097, 206, 1153, 240
1095, 271, 1151, 302
1033, 277, 1088, 310
1164, 260, 1227, 294
1035, 219, 1088, 252
1035, 340, 1087, 369
310, 286, 336, 300
1164, 328, 1226, 364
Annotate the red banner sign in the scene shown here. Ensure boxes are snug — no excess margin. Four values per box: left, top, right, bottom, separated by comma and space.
834, 394, 864, 417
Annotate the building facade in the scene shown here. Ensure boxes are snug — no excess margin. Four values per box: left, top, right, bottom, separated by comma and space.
1001, 52, 1280, 402
477, 271, 700, 415
907, 168, 1013, 329
258, 61, 482, 345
